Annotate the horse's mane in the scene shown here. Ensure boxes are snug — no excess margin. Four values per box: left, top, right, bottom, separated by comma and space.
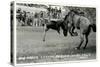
64, 14, 68, 21
63, 10, 78, 21
70, 10, 79, 15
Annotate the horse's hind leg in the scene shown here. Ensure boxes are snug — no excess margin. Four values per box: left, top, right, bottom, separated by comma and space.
76, 34, 84, 50
83, 34, 89, 49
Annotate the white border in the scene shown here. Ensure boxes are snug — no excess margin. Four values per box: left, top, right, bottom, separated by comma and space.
13, 1, 97, 66
15, 0, 97, 8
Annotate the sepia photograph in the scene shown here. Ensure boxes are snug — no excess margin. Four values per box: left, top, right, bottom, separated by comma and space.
14, 2, 96, 64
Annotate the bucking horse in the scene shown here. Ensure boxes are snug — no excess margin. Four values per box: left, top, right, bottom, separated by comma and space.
43, 10, 96, 50
61, 10, 96, 49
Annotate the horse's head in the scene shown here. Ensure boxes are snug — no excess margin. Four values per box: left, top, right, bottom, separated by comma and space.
61, 22, 68, 37
68, 9, 79, 17
61, 13, 71, 37
61, 10, 78, 37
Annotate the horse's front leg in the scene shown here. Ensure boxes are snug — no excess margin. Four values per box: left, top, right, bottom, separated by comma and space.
75, 33, 84, 50
68, 24, 73, 36
69, 26, 76, 36
71, 26, 78, 36
68, 23, 75, 36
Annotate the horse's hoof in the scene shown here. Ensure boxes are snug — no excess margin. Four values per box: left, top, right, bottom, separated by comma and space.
43, 40, 45, 42
71, 33, 78, 36
71, 34, 74, 36
75, 47, 80, 50
83, 47, 86, 50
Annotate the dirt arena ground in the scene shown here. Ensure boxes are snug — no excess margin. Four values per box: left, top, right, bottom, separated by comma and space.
16, 26, 96, 64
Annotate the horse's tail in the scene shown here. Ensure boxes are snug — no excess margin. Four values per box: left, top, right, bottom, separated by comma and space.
89, 24, 96, 32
